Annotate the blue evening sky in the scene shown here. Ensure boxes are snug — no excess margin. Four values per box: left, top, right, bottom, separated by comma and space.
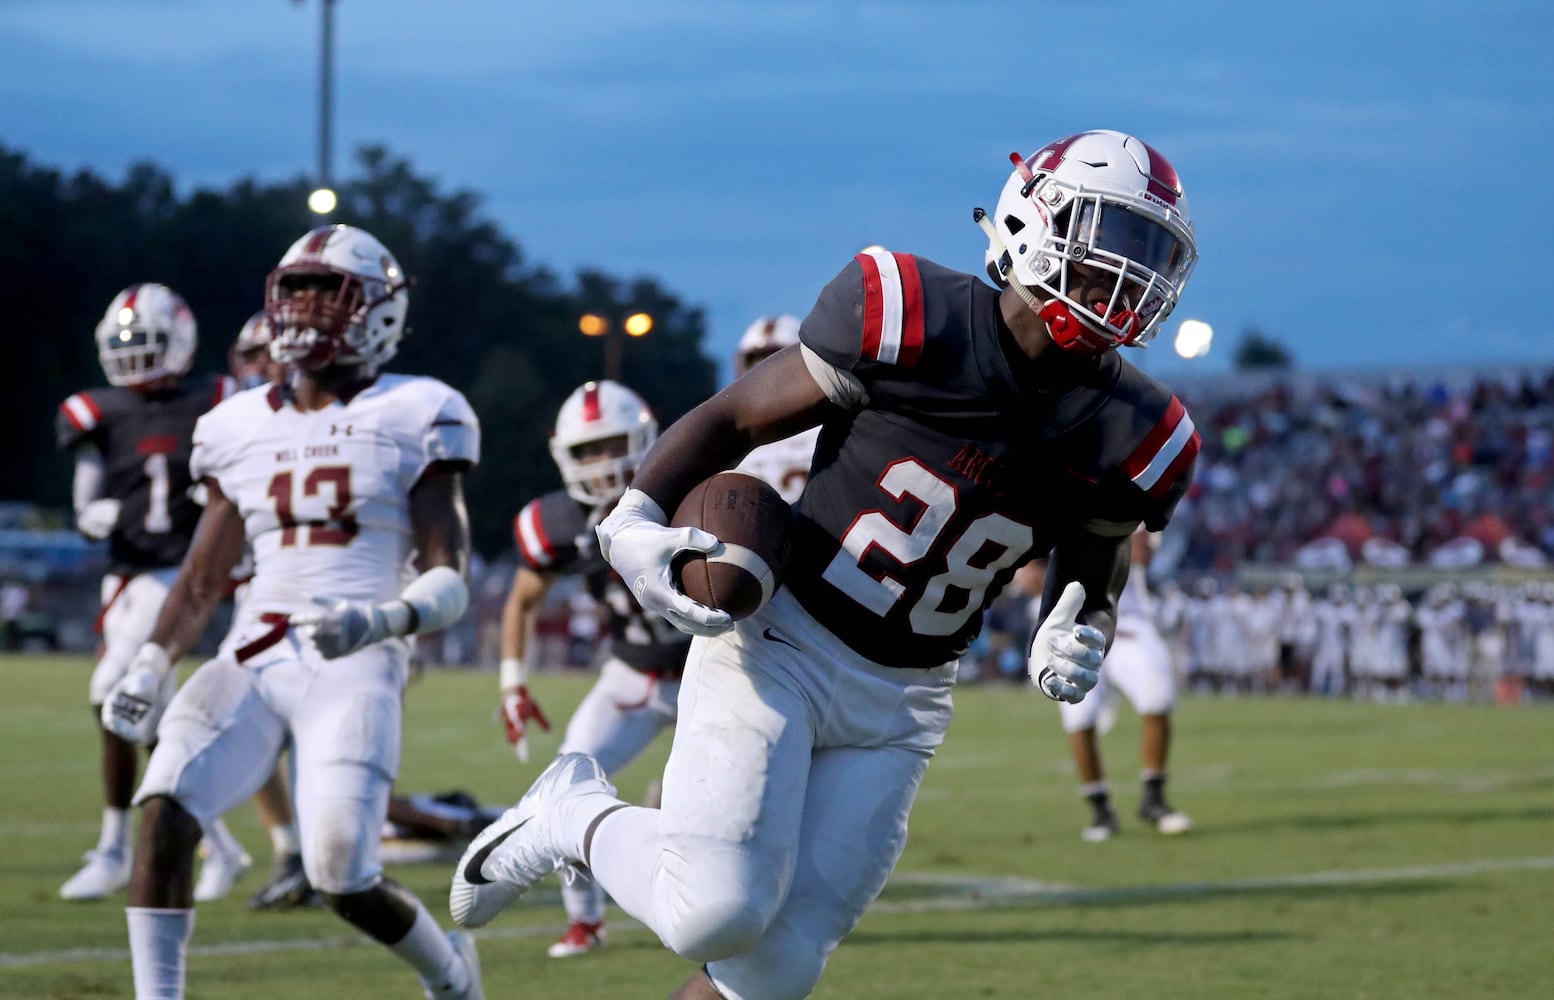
2, 0, 1550, 380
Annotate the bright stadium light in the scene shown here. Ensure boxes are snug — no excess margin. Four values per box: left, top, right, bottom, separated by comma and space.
307, 187, 338, 215
1174, 318, 1214, 359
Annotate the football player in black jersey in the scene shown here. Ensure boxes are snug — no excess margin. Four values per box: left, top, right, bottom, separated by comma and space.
495, 379, 685, 958
453, 130, 1203, 1000
56, 284, 249, 901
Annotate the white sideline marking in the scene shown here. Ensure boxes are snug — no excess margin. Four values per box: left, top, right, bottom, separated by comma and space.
6, 856, 1554, 969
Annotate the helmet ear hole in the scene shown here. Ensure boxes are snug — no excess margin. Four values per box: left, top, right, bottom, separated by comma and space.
1003, 215, 1025, 236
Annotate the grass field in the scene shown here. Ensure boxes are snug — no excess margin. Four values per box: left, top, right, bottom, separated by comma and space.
2, 654, 1551, 999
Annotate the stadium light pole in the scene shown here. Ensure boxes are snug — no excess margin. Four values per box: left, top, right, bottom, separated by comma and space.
299, 0, 339, 216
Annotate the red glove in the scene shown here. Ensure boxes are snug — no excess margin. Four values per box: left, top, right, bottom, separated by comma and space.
500, 686, 551, 761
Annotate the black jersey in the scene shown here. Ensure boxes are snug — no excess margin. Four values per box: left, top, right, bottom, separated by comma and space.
789, 251, 1200, 669
57, 375, 236, 575
514, 490, 690, 675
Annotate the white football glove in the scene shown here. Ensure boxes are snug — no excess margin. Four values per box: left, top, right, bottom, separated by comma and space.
77, 498, 122, 541
101, 644, 172, 745
1029, 581, 1106, 704
290, 597, 391, 659
596, 488, 735, 637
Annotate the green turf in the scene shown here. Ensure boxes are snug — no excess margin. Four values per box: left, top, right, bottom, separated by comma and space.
2, 655, 1550, 999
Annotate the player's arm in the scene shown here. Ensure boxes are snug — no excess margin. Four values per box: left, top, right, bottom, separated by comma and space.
497, 564, 555, 759
596, 347, 836, 637
1028, 526, 1133, 704
70, 444, 121, 541
101, 480, 247, 742
290, 462, 473, 660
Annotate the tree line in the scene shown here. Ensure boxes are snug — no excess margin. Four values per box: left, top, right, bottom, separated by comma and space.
0, 144, 720, 557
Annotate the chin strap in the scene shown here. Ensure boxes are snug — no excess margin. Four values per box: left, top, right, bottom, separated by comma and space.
974, 207, 1138, 356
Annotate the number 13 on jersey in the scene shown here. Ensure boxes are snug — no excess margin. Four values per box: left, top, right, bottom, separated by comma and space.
267, 465, 359, 547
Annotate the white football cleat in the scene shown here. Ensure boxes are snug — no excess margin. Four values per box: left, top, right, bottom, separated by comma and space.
60, 847, 132, 900
449, 753, 616, 929
1080, 812, 1120, 844
423, 929, 484, 1000
1139, 801, 1193, 835
194, 844, 253, 902
547, 920, 607, 958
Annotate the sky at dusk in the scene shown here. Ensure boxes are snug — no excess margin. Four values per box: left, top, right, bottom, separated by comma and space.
3, 0, 1550, 381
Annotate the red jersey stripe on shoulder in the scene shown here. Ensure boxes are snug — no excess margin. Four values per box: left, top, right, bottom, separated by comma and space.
856, 252, 884, 362
854, 251, 924, 367
1123, 396, 1197, 494
514, 501, 557, 568
61, 392, 101, 432
1148, 427, 1200, 499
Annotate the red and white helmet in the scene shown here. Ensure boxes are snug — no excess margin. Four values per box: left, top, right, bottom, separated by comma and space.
94, 283, 197, 387
734, 314, 801, 377
550, 381, 658, 506
265, 224, 409, 372
229, 311, 279, 388
978, 130, 1197, 354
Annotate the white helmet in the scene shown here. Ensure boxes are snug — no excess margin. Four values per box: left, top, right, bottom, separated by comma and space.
94, 283, 197, 387
734, 314, 801, 377
229, 310, 278, 388
549, 380, 658, 506
265, 224, 408, 372
976, 129, 1197, 354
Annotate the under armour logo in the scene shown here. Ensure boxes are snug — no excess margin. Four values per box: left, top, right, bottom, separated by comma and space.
331, 424, 353, 436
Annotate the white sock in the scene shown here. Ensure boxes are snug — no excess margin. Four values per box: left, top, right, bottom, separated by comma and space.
389, 902, 465, 995
100, 807, 130, 854
202, 818, 244, 860
561, 870, 607, 925
585, 806, 663, 930
268, 823, 301, 856
127, 907, 194, 1000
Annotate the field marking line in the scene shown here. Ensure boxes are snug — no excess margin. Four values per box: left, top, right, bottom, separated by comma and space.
5, 854, 1553, 969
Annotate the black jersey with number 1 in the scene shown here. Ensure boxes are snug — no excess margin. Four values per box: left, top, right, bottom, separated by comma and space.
789, 251, 1200, 669
57, 375, 236, 575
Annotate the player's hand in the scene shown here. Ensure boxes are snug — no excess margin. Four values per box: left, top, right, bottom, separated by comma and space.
290, 597, 390, 659
596, 488, 735, 637
1029, 581, 1105, 703
77, 498, 122, 541
101, 644, 172, 744
499, 685, 551, 762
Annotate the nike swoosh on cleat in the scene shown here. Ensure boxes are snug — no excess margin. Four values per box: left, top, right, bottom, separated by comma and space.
762, 627, 799, 650
461, 820, 527, 885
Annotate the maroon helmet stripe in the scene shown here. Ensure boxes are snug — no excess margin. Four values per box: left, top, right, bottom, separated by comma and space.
1138, 138, 1183, 206
581, 383, 602, 423
303, 227, 333, 255
122, 286, 141, 313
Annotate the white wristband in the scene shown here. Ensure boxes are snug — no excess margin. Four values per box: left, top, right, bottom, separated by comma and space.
499, 657, 526, 689
134, 643, 173, 680
391, 566, 469, 636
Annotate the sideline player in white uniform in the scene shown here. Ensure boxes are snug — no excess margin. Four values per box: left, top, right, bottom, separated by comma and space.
453, 129, 1202, 999
55, 284, 249, 902
1032, 530, 1191, 841
101, 225, 484, 1000
496, 379, 685, 958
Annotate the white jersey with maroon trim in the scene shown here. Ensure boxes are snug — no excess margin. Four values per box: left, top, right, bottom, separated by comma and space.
790, 250, 1198, 669
190, 374, 479, 633
736, 426, 820, 507
57, 375, 237, 574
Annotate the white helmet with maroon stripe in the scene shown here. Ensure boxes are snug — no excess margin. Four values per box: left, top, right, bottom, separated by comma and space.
977, 129, 1198, 354
94, 283, 197, 387
266, 224, 408, 373
549, 380, 658, 506
734, 314, 801, 377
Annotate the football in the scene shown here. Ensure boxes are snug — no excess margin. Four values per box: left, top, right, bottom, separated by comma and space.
670, 471, 793, 620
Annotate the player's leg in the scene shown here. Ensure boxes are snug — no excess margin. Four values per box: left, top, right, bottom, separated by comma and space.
1112, 627, 1192, 834
247, 761, 316, 909
64, 571, 177, 901
127, 657, 286, 999
291, 648, 480, 999
548, 659, 678, 957
699, 742, 933, 1000
1059, 666, 1117, 842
